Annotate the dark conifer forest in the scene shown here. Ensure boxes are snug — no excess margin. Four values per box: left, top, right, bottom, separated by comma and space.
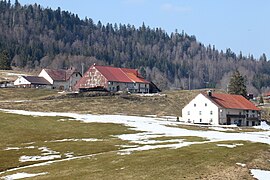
0, 0, 270, 93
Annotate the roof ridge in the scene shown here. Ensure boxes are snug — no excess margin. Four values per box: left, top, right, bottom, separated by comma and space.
119, 68, 135, 83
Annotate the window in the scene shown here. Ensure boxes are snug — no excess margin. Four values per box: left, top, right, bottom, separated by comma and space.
210, 118, 213, 123
200, 119, 202, 122
252, 110, 255, 113
205, 103, 207, 107
194, 104, 196, 107
210, 111, 213, 115
199, 111, 202, 115
188, 111, 190, 115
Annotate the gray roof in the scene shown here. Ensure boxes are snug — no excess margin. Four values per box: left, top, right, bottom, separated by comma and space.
23, 76, 51, 85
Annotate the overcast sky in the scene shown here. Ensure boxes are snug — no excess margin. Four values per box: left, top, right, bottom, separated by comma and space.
17, 0, 269, 59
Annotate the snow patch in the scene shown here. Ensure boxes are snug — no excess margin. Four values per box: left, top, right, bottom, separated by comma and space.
1, 109, 270, 155
137, 93, 165, 97
48, 138, 100, 142
19, 155, 61, 162
38, 147, 59, 156
236, 162, 246, 167
64, 152, 74, 158
4, 147, 20, 151
6, 72, 28, 76
216, 143, 244, 148
250, 169, 270, 180
209, 127, 235, 132
254, 121, 270, 130
1, 172, 48, 180
19, 146, 60, 162
25, 146, 35, 149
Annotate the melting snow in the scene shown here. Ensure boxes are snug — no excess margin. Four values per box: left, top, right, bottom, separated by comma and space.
19, 155, 61, 162
254, 121, 270, 131
1, 109, 270, 154
216, 143, 244, 148
64, 152, 74, 158
19, 146, 61, 162
250, 169, 270, 180
48, 138, 100, 142
1, 172, 48, 179
236, 163, 246, 167
209, 127, 235, 132
4, 147, 20, 151
5, 72, 28, 76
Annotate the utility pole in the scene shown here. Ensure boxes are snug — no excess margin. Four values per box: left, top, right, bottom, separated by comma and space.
188, 72, 191, 91
81, 62, 85, 76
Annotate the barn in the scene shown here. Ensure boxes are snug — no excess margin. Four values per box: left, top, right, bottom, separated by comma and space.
75, 64, 152, 93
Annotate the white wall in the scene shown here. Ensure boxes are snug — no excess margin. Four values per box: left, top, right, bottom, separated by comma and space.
182, 93, 219, 125
14, 76, 30, 86
39, 69, 54, 84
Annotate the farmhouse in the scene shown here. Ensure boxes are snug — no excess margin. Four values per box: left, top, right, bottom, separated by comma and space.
182, 91, 261, 126
14, 76, 51, 88
75, 64, 152, 93
39, 68, 82, 90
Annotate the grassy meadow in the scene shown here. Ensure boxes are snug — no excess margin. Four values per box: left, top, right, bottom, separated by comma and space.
0, 81, 269, 179
0, 88, 200, 116
0, 112, 269, 179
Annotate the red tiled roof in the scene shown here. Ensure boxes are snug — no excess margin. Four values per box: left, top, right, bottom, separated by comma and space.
94, 65, 149, 83
44, 68, 79, 81
203, 93, 260, 111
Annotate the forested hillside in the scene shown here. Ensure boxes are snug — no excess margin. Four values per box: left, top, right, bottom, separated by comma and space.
0, 0, 270, 94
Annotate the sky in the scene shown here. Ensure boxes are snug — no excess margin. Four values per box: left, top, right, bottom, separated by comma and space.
16, 0, 270, 59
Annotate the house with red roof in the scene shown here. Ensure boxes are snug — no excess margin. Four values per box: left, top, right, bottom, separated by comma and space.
182, 91, 261, 126
75, 64, 151, 93
39, 68, 82, 90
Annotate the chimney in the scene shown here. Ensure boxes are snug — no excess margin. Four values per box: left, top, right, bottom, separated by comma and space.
207, 90, 212, 97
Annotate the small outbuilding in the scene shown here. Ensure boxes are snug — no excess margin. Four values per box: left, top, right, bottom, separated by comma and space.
14, 76, 51, 89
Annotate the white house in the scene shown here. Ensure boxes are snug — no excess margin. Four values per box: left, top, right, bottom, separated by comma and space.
14, 76, 51, 89
39, 68, 82, 90
182, 91, 261, 126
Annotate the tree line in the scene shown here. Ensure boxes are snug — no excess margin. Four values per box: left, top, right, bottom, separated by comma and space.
0, 0, 270, 94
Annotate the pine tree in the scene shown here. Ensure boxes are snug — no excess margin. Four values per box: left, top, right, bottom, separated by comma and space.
0, 50, 11, 70
228, 70, 247, 98
259, 95, 264, 104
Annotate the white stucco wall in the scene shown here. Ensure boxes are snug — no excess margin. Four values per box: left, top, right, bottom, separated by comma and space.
39, 70, 53, 84
14, 76, 30, 86
182, 93, 219, 125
